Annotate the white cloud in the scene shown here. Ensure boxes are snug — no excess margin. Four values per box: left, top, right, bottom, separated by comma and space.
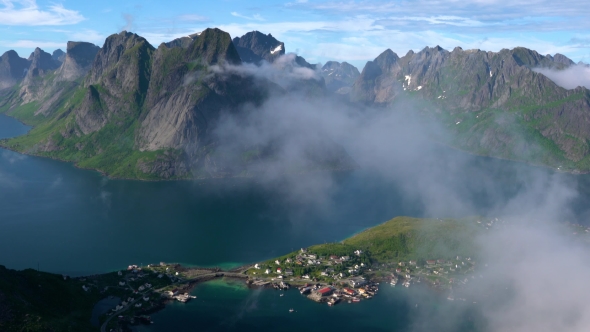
534, 64, 590, 90
230, 12, 265, 21
0, 0, 85, 26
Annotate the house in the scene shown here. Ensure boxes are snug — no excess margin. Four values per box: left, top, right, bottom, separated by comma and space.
409, 260, 417, 266
275, 260, 281, 265
358, 288, 366, 294
122, 301, 128, 306
286, 258, 292, 263
349, 277, 367, 288
334, 259, 343, 265
330, 255, 339, 260
82, 285, 89, 292
437, 259, 445, 264
119, 281, 125, 286
315, 287, 334, 297
341, 256, 350, 261
143, 296, 149, 301
308, 254, 317, 260
300, 248, 308, 253
135, 303, 142, 308
398, 261, 406, 266
326, 268, 334, 273
303, 274, 310, 279
277, 268, 282, 274
158, 274, 163, 278
339, 272, 346, 278
354, 250, 363, 256
343, 288, 356, 296
254, 264, 260, 269
405, 274, 411, 279
396, 268, 402, 273
118, 271, 122, 276
265, 269, 270, 274
321, 271, 328, 276
285, 269, 293, 276
138, 285, 145, 291
426, 260, 436, 265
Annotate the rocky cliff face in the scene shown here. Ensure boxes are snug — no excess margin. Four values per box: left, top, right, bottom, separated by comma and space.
351, 46, 590, 169
55, 42, 100, 82
321, 61, 360, 93
52, 49, 65, 62
232, 31, 285, 64
0, 51, 29, 90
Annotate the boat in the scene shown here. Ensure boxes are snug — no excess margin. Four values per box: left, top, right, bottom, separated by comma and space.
352, 297, 361, 303
289, 308, 294, 313
280, 294, 284, 297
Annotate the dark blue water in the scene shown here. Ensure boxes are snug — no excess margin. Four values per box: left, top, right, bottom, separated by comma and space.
4, 113, 590, 331
2, 113, 590, 276
133, 279, 482, 332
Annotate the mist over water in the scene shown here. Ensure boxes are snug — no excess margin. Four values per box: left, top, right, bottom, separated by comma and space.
2, 52, 590, 331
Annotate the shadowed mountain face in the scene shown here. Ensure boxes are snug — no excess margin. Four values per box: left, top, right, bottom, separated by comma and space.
321, 61, 360, 93
0, 51, 30, 90
351, 46, 590, 170
55, 42, 100, 82
52, 49, 65, 62
0, 28, 354, 179
2, 28, 590, 177
232, 31, 285, 64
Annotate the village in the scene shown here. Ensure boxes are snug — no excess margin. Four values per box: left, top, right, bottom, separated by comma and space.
245, 247, 479, 306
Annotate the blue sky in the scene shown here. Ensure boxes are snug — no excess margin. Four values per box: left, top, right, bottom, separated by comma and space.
1, 0, 589, 69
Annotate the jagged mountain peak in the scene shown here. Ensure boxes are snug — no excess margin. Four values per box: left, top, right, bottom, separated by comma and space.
232, 30, 285, 64
0, 50, 29, 89
55, 41, 100, 82
52, 49, 65, 62
186, 28, 241, 65
321, 61, 360, 93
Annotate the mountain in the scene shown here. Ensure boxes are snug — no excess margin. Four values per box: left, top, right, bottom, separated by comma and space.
320, 61, 360, 93
55, 42, 100, 82
52, 49, 65, 62
232, 31, 285, 64
0, 28, 354, 179
351, 46, 590, 172
0, 51, 29, 90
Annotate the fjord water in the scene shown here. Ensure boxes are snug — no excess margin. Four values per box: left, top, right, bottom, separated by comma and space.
2, 113, 590, 276
4, 113, 590, 331
133, 280, 482, 332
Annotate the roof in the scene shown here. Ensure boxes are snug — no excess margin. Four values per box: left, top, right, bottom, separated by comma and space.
318, 287, 333, 294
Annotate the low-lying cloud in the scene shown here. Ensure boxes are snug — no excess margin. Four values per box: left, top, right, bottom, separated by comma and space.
534, 64, 590, 89
207, 57, 590, 331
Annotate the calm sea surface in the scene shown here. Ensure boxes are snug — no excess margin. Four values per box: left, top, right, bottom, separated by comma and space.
2, 113, 590, 331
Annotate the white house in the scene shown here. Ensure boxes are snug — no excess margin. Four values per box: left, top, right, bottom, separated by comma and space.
275, 260, 281, 265
354, 250, 363, 256
143, 296, 150, 301
254, 264, 260, 269
119, 281, 125, 286
277, 268, 282, 274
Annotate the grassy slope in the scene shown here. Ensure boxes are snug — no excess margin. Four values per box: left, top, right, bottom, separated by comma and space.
261, 216, 480, 269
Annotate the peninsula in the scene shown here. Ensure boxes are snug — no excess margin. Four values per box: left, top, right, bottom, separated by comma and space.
2, 216, 588, 331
